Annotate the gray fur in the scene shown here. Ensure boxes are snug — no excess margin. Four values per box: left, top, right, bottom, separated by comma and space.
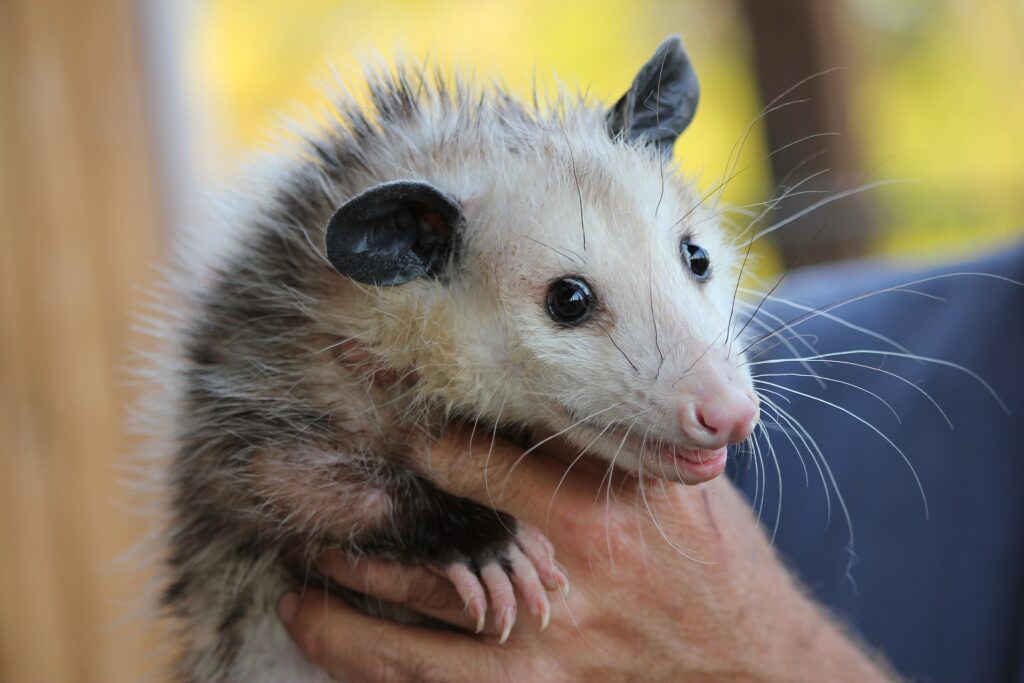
150, 45, 754, 683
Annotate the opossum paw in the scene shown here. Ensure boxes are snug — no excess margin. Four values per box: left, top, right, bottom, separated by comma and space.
440, 522, 568, 643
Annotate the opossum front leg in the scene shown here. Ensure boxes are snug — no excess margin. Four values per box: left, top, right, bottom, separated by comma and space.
361, 472, 566, 641
254, 450, 563, 640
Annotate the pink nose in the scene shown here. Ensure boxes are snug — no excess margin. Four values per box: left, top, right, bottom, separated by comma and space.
682, 389, 759, 449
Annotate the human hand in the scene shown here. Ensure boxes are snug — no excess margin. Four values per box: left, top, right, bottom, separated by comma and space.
278, 428, 898, 682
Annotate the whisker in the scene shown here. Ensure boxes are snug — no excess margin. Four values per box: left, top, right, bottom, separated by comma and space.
725, 169, 833, 352
738, 272, 1018, 358
754, 373, 902, 423
514, 233, 584, 266
736, 302, 825, 388
755, 421, 784, 546
750, 180, 905, 244
682, 170, 830, 229
757, 378, 929, 519
647, 244, 666, 379
593, 417, 640, 571
675, 69, 849, 240
599, 323, 641, 374
752, 349, 1007, 413
731, 215, 835, 348
756, 400, 810, 487
754, 357, 954, 428
544, 421, 618, 544
498, 403, 622, 496
715, 66, 845, 208
756, 391, 841, 532
560, 125, 587, 250
675, 128, 835, 233
637, 465, 716, 565
747, 422, 766, 523
481, 386, 516, 538
740, 288, 913, 355
671, 327, 727, 388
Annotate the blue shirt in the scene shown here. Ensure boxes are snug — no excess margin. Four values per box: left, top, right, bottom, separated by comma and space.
731, 245, 1024, 682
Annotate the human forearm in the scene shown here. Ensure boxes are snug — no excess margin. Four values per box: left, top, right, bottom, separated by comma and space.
279, 432, 901, 682
748, 580, 899, 683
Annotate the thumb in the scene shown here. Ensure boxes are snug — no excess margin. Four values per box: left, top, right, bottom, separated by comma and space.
278, 589, 510, 683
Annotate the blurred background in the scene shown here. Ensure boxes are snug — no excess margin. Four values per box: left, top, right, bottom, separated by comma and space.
1, 0, 1021, 681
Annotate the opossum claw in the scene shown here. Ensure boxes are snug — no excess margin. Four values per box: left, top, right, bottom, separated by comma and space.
442, 563, 488, 633
481, 562, 517, 643
441, 522, 563, 640
515, 522, 568, 594
508, 542, 551, 632
498, 607, 515, 645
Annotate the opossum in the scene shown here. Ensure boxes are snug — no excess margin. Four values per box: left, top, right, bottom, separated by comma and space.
157, 36, 761, 682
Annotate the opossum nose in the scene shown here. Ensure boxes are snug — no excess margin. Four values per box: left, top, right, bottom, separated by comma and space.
683, 389, 759, 449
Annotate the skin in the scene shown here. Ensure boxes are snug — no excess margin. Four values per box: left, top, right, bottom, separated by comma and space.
278, 428, 901, 683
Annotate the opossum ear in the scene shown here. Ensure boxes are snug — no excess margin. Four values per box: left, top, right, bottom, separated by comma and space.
325, 180, 461, 286
607, 35, 699, 156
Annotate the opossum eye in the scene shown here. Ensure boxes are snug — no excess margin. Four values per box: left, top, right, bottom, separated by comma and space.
681, 240, 710, 280
546, 276, 595, 326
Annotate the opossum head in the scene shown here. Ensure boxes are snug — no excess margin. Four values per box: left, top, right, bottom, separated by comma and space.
324, 36, 758, 484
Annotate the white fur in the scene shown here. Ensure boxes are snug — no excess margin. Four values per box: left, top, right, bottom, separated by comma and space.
148, 60, 758, 682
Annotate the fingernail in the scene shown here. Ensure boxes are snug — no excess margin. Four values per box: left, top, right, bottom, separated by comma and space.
277, 592, 299, 625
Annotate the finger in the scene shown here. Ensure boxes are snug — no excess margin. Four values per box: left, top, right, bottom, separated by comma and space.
280, 588, 509, 683
318, 552, 494, 634
418, 426, 604, 529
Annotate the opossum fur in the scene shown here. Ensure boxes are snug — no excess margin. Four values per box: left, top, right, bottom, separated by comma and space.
152, 36, 758, 682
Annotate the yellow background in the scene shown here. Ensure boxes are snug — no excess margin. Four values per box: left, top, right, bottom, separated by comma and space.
1, 2, 1022, 682
190, 0, 1024, 262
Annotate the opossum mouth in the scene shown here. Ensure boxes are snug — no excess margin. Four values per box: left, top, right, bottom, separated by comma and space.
608, 427, 727, 484
566, 411, 728, 484
653, 444, 728, 483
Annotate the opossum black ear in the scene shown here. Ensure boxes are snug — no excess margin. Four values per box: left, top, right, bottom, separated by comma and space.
607, 35, 699, 157
325, 180, 462, 286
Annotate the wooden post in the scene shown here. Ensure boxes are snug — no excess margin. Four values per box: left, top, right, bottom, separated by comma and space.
0, 0, 167, 680
740, 0, 875, 266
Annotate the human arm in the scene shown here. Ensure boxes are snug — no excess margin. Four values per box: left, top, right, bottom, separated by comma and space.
279, 429, 900, 682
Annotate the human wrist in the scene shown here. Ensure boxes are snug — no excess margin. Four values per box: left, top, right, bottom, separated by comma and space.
746, 578, 899, 683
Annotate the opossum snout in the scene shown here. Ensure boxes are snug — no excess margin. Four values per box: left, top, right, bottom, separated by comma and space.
679, 384, 759, 450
